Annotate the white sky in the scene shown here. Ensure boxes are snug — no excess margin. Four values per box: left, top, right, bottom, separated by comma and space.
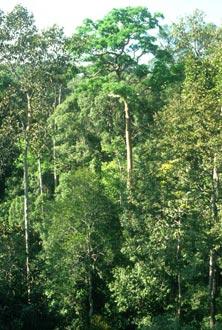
1, 0, 222, 35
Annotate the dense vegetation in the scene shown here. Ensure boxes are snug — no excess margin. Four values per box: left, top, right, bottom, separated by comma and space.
1, 4, 222, 330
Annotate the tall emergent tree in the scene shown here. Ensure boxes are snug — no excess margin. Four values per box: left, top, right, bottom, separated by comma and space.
69, 6, 163, 188
0, 4, 70, 303
0, 4, 39, 302
110, 10, 222, 330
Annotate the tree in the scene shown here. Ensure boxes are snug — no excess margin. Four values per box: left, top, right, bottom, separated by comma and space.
149, 54, 222, 328
43, 169, 121, 329
171, 9, 218, 59
0, 4, 71, 305
0, 4, 39, 302
111, 23, 222, 329
69, 6, 163, 189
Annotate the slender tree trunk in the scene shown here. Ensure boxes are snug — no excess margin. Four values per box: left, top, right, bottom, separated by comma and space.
209, 159, 218, 329
86, 227, 94, 326
177, 272, 182, 319
87, 228, 94, 324
177, 218, 182, 321
209, 249, 216, 329
108, 94, 133, 189
52, 85, 61, 190
53, 137, 58, 189
23, 92, 32, 303
123, 99, 132, 189
24, 139, 31, 303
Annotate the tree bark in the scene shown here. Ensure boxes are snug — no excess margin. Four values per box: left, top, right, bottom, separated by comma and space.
23, 92, 32, 303
177, 218, 182, 321
123, 99, 132, 190
53, 136, 58, 189
108, 94, 133, 189
52, 85, 62, 190
87, 229, 94, 326
209, 249, 216, 329
209, 159, 218, 329
24, 139, 31, 303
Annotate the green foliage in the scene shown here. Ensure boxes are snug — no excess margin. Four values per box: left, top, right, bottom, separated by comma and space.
70, 6, 163, 87
43, 168, 121, 329
2, 3, 222, 330
72, 6, 163, 61
171, 9, 218, 58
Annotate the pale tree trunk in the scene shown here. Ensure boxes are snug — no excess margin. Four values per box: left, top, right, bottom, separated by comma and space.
24, 139, 31, 303
23, 92, 32, 303
87, 229, 94, 326
209, 249, 216, 329
209, 158, 218, 329
52, 84, 62, 190
123, 99, 132, 190
177, 217, 182, 321
108, 94, 133, 189
53, 138, 58, 189
177, 272, 182, 320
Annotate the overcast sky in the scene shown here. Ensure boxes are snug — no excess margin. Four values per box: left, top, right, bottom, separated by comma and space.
1, 0, 222, 35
